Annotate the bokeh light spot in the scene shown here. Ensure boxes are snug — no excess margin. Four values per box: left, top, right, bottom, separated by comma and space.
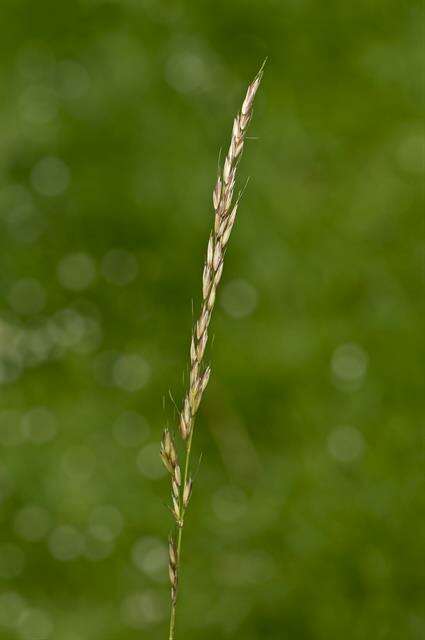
57, 253, 96, 291
131, 537, 167, 581
113, 354, 151, 392
18, 607, 53, 640
120, 590, 165, 629
48, 308, 102, 355
62, 446, 95, 481
220, 279, 258, 318
327, 426, 365, 462
50, 309, 86, 347
31, 157, 70, 197
165, 51, 209, 94
19, 86, 58, 126
0, 591, 26, 628
331, 342, 368, 391
48, 526, 85, 561
88, 505, 123, 542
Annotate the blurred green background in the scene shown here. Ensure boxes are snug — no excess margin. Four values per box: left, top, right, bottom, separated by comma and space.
0, 1, 423, 639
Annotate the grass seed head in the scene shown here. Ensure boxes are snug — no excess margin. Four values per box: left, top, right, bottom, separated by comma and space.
162, 62, 264, 636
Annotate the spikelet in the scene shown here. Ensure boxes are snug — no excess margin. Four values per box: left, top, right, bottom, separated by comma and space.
183, 477, 193, 508
168, 535, 178, 604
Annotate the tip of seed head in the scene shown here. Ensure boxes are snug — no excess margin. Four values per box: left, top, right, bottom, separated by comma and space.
256, 57, 268, 80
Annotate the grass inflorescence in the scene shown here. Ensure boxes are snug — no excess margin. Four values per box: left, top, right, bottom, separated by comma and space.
160, 62, 265, 640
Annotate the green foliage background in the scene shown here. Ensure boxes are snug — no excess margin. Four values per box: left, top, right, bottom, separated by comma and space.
0, 1, 423, 639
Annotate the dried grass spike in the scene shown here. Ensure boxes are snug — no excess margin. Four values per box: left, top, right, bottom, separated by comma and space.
163, 62, 265, 640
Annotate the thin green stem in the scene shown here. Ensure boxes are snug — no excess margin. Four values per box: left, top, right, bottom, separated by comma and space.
169, 604, 176, 640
